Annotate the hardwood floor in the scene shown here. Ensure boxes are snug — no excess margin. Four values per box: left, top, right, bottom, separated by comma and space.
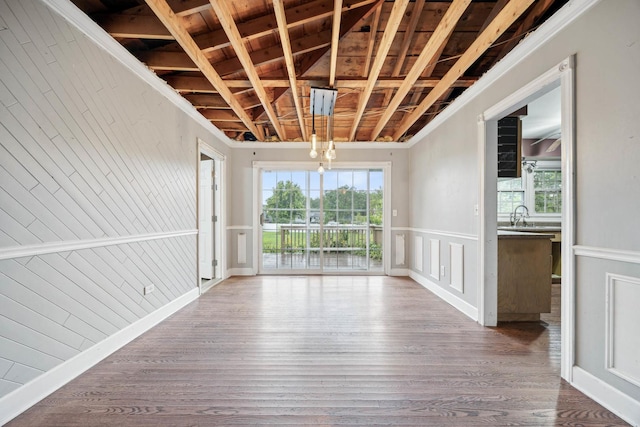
8, 276, 628, 426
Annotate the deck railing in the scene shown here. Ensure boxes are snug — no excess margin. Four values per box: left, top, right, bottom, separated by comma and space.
272, 224, 382, 256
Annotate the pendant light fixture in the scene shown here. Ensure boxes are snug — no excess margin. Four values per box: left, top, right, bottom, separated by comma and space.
309, 87, 337, 174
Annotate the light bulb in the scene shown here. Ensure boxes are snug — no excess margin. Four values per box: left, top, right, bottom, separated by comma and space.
318, 164, 324, 174
310, 133, 317, 158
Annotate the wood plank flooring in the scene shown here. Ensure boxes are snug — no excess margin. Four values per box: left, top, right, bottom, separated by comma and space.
8, 276, 628, 426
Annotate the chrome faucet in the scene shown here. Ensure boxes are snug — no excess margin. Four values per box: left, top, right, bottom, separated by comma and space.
510, 204, 530, 226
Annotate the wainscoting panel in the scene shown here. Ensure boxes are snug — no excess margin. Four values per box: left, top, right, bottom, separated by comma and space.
238, 233, 247, 265
414, 236, 423, 272
450, 243, 464, 292
606, 273, 640, 388
430, 239, 440, 281
395, 234, 405, 266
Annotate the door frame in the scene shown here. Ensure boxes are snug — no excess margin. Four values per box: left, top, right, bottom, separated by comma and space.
197, 139, 226, 293
252, 161, 392, 275
477, 56, 576, 381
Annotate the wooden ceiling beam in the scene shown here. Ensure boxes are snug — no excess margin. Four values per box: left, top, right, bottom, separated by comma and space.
369, 0, 471, 141
255, 1, 383, 122
388, 0, 505, 138
209, 121, 249, 132
144, 0, 263, 139
362, 3, 382, 78
380, 0, 426, 107
215, 31, 330, 76
347, 0, 410, 142
141, 30, 331, 74
189, 0, 376, 53
495, 0, 555, 62
199, 109, 242, 121
183, 94, 231, 109
99, 14, 173, 39
393, 0, 536, 140
169, 0, 210, 16
165, 75, 477, 92
209, 1, 285, 141
164, 75, 217, 92
273, 0, 307, 140
138, 51, 198, 71
329, 0, 343, 88
221, 77, 478, 89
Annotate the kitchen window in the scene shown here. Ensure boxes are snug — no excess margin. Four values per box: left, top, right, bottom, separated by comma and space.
497, 160, 561, 218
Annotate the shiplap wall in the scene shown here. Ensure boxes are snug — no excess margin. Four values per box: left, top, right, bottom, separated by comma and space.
0, 0, 210, 398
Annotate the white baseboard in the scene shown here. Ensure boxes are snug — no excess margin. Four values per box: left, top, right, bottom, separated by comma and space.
227, 267, 255, 276
572, 366, 640, 427
389, 268, 410, 276
0, 288, 199, 426
410, 271, 478, 321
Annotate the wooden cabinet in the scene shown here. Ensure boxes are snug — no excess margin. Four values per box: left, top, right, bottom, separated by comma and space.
497, 231, 552, 322
497, 116, 522, 178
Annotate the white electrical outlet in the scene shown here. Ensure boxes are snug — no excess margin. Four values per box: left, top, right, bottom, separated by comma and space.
440, 265, 446, 277
392, 209, 398, 217
144, 284, 155, 295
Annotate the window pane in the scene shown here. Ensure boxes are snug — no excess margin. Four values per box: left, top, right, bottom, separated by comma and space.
353, 210, 367, 224
309, 190, 320, 209
353, 171, 368, 190
338, 171, 353, 188
323, 171, 338, 190
263, 171, 277, 190
291, 171, 306, 190
338, 211, 352, 224
370, 170, 383, 191
354, 190, 367, 210
309, 172, 320, 190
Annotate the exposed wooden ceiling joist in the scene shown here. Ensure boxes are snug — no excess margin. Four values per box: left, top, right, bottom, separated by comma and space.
169, 0, 210, 16
209, 0, 285, 141
99, 14, 173, 39
183, 94, 231, 109
167, 76, 477, 90
144, 0, 263, 139
380, 0, 425, 107
252, 1, 383, 125
132, 0, 378, 54
393, 0, 536, 140
75, 0, 568, 143
495, 0, 556, 61
273, 0, 307, 140
370, 0, 471, 141
348, 0, 410, 141
329, 0, 343, 88
361, 3, 382, 78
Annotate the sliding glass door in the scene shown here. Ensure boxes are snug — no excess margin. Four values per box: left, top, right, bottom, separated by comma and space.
259, 168, 383, 273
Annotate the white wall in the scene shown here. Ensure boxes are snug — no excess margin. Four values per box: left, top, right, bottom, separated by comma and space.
407, 0, 640, 418
0, 0, 228, 412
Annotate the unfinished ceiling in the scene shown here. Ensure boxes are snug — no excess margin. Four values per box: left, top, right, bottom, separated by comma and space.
70, 0, 569, 143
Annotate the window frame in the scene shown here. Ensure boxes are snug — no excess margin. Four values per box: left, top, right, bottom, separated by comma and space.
497, 159, 562, 222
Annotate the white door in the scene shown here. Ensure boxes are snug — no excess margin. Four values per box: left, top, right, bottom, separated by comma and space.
199, 159, 214, 279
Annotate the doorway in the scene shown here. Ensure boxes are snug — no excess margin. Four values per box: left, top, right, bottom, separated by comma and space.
198, 141, 225, 293
478, 57, 575, 381
256, 165, 387, 274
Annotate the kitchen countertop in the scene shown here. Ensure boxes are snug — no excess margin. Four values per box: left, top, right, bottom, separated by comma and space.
498, 230, 556, 239
498, 225, 561, 232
